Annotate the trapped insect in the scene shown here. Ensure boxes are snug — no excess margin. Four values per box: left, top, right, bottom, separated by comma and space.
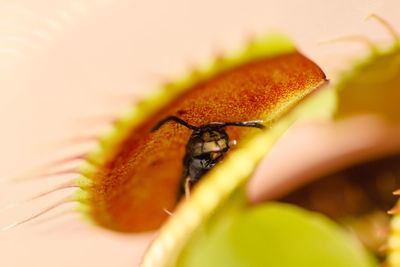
151, 116, 264, 199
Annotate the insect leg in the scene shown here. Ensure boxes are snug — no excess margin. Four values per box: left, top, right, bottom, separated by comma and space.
211, 120, 265, 129
185, 177, 191, 200
151, 116, 199, 132
162, 208, 173, 216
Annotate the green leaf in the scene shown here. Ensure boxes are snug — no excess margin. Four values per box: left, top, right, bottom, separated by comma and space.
335, 46, 400, 122
177, 198, 376, 267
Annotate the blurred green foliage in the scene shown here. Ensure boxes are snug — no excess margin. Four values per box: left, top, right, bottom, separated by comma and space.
177, 193, 376, 267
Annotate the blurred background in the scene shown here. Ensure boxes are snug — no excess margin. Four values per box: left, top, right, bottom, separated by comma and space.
0, 0, 399, 266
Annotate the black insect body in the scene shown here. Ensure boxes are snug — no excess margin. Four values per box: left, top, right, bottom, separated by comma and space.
151, 116, 264, 199
182, 126, 229, 194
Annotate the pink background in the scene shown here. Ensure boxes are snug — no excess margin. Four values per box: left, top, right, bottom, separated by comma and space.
1, 1, 400, 266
